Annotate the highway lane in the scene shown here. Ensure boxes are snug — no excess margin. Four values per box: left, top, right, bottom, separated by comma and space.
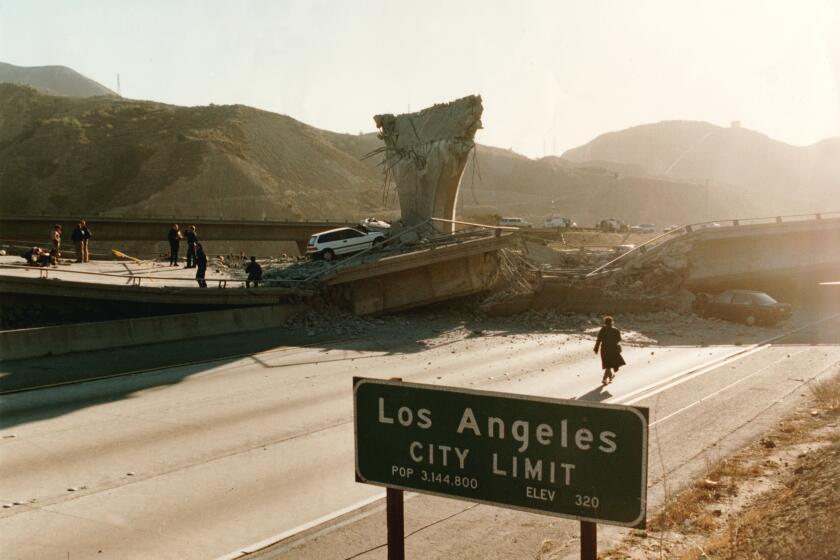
1, 315, 838, 559
263, 316, 840, 560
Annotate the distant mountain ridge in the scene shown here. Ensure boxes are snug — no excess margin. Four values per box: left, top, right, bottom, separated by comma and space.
562, 120, 840, 214
0, 62, 116, 97
1, 80, 834, 229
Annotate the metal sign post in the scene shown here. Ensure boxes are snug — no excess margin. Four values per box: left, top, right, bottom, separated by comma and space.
580, 520, 597, 560
386, 377, 405, 560
353, 377, 648, 534
386, 487, 405, 560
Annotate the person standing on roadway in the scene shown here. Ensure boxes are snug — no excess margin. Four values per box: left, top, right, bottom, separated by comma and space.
71, 222, 84, 262
195, 243, 208, 288
185, 225, 198, 268
168, 224, 182, 266
51, 224, 62, 260
594, 315, 625, 385
245, 256, 262, 288
80, 220, 92, 262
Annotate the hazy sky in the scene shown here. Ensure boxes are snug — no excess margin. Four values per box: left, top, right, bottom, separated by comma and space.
2, 0, 838, 157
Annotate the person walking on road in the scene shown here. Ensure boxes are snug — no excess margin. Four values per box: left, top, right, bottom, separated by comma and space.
71, 222, 84, 263
245, 256, 262, 288
594, 316, 625, 385
80, 220, 92, 262
51, 224, 62, 260
185, 225, 198, 268
195, 243, 208, 288
168, 224, 182, 266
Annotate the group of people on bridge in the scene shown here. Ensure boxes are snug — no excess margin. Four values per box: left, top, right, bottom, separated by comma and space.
167, 224, 262, 289
19, 221, 264, 291
22, 221, 92, 267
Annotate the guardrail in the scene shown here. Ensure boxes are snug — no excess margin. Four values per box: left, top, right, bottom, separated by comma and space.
681, 211, 840, 232
0, 214, 362, 225
585, 211, 840, 277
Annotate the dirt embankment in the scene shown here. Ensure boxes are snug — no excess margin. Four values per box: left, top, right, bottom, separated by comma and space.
596, 370, 840, 560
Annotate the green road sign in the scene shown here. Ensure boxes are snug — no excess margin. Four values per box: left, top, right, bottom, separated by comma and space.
354, 377, 648, 527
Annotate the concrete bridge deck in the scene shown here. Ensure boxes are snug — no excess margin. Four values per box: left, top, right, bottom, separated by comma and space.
0, 257, 309, 328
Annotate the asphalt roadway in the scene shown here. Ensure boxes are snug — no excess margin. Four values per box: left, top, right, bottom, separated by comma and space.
1, 313, 839, 559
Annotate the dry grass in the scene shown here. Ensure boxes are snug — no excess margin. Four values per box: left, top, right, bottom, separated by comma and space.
650, 458, 750, 531
809, 370, 840, 415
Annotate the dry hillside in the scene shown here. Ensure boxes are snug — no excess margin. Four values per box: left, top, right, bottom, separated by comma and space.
0, 83, 826, 226
562, 120, 840, 216
0, 84, 391, 220
0, 62, 116, 98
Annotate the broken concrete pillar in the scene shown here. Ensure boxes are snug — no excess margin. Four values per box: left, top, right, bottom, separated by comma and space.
374, 95, 483, 233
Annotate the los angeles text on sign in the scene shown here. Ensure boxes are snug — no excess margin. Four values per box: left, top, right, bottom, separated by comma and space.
353, 378, 649, 527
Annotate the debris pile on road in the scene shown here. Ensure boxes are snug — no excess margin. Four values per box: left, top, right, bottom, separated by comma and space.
479, 247, 541, 306
283, 305, 378, 337
573, 236, 696, 310
522, 239, 622, 272
259, 259, 334, 287
244, 223, 507, 290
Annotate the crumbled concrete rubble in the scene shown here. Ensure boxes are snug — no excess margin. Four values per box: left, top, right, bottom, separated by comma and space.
283, 305, 380, 337
276, 300, 789, 350
480, 247, 541, 306
589, 237, 695, 309
243, 227, 502, 290
522, 239, 619, 271
475, 233, 696, 316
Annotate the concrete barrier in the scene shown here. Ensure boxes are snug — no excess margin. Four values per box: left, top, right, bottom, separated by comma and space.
0, 304, 308, 362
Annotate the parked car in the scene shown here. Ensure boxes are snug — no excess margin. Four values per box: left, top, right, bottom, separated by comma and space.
663, 224, 682, 233
499, 217, 532, 228
630, 223, 656, 233
358, 217, 391, 233
306, 227, 385, 261
693, 290, 792, 326
598, 218, 627, 233
543, 216, 575, 229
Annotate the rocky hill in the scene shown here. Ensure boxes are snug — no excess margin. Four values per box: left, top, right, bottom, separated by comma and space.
562, 120, 840, 216
0, 62, 116, 97
0, 83, 819, 227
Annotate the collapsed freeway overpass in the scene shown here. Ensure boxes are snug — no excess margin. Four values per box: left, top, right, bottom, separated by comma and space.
616, 212, 840, 295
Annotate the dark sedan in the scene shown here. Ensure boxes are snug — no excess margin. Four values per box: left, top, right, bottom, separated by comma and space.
693, 290, 792, 326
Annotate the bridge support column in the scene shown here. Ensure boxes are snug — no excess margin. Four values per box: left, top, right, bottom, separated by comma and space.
374, 96, 483, 234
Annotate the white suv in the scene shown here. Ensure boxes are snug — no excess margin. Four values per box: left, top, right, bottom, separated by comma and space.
306, 227, 385, 261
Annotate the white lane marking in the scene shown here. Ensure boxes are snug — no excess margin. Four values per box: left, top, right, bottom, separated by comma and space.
212, 493, 385, 560
615, 345, 769, 405
613, 313, 840, 406
647, 347, 811, 426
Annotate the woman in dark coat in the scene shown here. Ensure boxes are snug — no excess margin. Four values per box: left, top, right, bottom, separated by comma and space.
594, 316, 625, 385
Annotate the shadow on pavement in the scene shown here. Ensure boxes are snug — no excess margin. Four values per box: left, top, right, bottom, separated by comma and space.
1, 296, 837, 430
